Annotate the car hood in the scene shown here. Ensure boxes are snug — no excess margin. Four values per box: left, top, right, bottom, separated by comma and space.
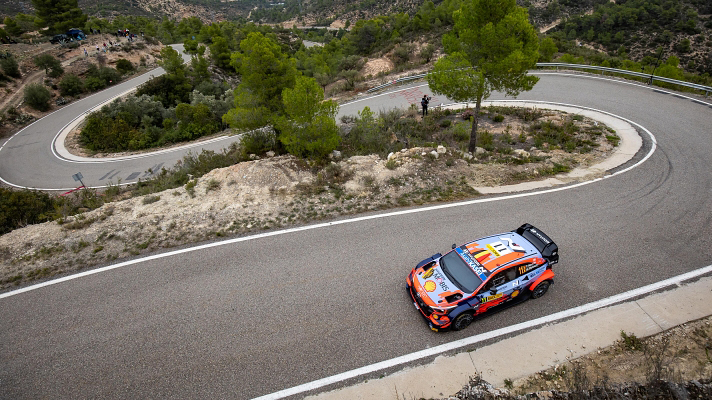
414, 264, 464, 307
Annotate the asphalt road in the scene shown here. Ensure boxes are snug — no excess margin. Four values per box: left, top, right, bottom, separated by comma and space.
1, 72, 712, 399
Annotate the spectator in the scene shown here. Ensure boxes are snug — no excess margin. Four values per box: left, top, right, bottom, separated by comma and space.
421, 95, 431, 117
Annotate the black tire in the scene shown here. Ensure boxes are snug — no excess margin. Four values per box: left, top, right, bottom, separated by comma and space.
451, 312, 474, 331
531, 281, 551, 299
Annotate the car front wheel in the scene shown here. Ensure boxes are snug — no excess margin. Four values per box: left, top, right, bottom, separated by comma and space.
531, 281, 551, 299
451, 312, 474, 331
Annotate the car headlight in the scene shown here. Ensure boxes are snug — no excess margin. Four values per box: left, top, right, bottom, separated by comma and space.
433, 306, 456, 314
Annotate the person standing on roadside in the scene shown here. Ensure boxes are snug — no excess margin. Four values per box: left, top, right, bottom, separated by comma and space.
421, 95, 431, 117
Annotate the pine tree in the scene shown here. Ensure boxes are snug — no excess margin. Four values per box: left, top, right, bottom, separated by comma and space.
31, 0, 87, 34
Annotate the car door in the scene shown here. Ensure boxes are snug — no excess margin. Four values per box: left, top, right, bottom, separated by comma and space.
474, 269, 509, 313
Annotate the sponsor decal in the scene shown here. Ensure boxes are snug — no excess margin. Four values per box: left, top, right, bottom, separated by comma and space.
423, 269, 434, 279
530, 228, 550, 244
432, 270, 449, 291
481, 293, 503, 303
501, 237, 526, 252
511, 290, 520, 298
486, 244, 501, 257
456, 247, 488, 281
474, 250, 491, 263
518, 263, 539, 275
424, 281, 437, 292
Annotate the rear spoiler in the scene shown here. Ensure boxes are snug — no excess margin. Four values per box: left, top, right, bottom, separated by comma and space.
515, 223, 559, 265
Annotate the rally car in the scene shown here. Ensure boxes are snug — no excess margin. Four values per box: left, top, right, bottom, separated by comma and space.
406, 223, 559, 332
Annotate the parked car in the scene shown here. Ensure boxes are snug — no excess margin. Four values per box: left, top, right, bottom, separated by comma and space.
49, 34, 70, 44
406, 223, 559, 331
66, 29, 86, 40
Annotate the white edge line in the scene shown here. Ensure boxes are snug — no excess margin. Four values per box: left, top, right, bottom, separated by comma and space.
253, 263, 712, 400
0, 100, 657, 299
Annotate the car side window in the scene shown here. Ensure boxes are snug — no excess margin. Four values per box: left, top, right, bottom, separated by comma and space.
480, 267, 519, 293
504, 267, 517, 282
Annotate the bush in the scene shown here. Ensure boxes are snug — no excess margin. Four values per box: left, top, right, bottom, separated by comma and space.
24, 83, 52, 111
0, 188, 54, 235
240, 128, 279, 157
0, 56, 21, 78
58, 74, 84, 96
115, 58, 134, 74
83, 76, 106, 92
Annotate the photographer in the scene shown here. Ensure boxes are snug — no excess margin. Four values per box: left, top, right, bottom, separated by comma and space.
421, 95, 431, 116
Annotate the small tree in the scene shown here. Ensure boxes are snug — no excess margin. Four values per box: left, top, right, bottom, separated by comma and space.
34, 54, 64, 78
24, 83, 52, 111
419, 43, 435, 63
0, 55, 21, 79
427, 0, 540, 153
276, 75, 340, 159
539, 37, 558, 62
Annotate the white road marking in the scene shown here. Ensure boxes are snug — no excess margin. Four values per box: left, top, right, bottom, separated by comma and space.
252, 264, 712, 400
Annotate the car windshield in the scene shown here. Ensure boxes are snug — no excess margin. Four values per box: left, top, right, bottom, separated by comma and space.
439, 251, 482, 293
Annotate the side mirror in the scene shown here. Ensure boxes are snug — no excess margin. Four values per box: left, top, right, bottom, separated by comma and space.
452, 243, 457, 249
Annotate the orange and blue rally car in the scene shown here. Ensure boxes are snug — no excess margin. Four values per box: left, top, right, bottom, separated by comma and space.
406, 223, 559, 332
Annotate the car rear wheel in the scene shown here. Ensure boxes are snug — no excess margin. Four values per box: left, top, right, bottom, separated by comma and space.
451, 312, 474, 331
531, 281, 551, 299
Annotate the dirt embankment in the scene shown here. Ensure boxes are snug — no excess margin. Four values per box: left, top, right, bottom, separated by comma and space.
0, 108, 616, 289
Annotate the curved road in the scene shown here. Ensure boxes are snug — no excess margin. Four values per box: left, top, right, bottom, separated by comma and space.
0, 44, 243, 191
1, 72, 712, 399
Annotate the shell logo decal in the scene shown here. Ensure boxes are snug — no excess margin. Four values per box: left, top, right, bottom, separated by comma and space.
424, 281, 437, 292
511, 290, 520, 298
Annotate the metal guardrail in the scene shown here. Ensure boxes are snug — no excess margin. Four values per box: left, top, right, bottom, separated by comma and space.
367, 63, 712, 96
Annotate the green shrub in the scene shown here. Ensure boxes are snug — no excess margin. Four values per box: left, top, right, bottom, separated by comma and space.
84, 76, 106, 92
478, 130, 495, 151
340, 107, 395, 157
58, 74, 84, 96
0, 56, 21, 78
620, 330, 644, 351
185, 180, 197, 198
205, 179, 221, 192
0, 188, 54, 235
451, 122, 471, 142
493, 114, 505, 122
142, 195, 160, 204
84, 65, 121, 92
240, 128, 279, 157
115, 58, 134, 74
24, 83, 52, 111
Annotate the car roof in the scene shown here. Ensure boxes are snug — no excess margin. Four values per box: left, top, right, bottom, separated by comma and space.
461, 231, 540, 275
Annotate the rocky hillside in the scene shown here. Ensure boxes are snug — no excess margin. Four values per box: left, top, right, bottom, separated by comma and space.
1, 0, 612, 28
